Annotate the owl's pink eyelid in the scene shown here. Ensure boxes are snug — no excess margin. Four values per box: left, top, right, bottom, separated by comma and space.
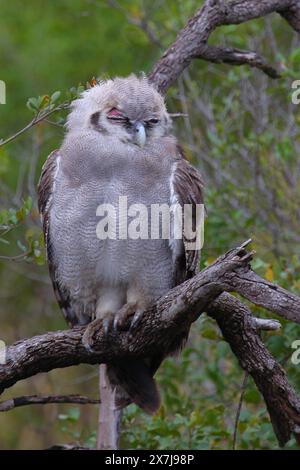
107, 108, 125, 119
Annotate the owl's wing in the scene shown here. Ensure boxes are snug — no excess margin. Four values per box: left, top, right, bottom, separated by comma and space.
38, 150, 79, 327
170, 151, 205, 283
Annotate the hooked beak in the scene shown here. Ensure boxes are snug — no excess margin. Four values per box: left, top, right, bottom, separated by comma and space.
133, 121, 146, 148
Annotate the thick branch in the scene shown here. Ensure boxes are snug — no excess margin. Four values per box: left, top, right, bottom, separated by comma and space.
207, 293, 300, 447
0, 243, 300, 446
222, 268, 300, 323
0, 244, 255, 395
148, 0, 299, 93
279, 2, 300, 32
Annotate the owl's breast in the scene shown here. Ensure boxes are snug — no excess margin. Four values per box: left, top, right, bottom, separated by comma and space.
49, 146, 175, 303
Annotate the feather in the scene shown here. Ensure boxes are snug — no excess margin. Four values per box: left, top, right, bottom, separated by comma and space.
170, 146, 205, 282
37, 150, 83, 327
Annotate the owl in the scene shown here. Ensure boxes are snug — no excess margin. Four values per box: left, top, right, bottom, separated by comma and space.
38, 74, 204, 414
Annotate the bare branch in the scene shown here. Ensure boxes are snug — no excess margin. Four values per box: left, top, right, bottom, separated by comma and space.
279, 2, 300, 32
207, 293, 300, 447
0, 251, 30, 262
252, 318, 282, 330
198, 45, 281, 79
148, 0, 299, 93
222, 268, 300, 324
0, 244, 253, 394
232, 371, 249, 450
0, 394, 100, 412
0, 243, 300, 446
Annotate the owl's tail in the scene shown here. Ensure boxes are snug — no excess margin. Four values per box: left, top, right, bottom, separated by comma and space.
107, 358, 160, 414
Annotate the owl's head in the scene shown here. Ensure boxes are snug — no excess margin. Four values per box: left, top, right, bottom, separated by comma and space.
66, 74, 171, 147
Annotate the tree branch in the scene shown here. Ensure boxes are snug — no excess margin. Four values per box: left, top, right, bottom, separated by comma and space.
207, 293, 300, 447
0, 394, 100, 412
197, 45, 281, 78
148, 0, 299, 93
0, 103, 68, 148
1, 243, 300, 446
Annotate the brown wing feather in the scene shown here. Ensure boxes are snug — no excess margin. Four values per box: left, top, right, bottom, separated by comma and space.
38, 150, 79, 327
171, 147, 205, 282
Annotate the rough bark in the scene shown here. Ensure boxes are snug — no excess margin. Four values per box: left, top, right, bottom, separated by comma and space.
148, 0, 300, 93
1, 244, 300, 446
207, 293, 300, 447
97, 365, 122, 450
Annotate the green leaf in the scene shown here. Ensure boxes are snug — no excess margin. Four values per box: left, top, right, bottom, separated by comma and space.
51, 90, 61, 103
26, 97, 39, 112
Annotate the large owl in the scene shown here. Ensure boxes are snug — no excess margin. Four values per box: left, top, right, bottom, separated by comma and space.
38, 74, 204, 415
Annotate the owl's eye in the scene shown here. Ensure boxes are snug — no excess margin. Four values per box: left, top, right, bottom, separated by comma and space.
147, 118, 159, 125
107, 108, 126, 122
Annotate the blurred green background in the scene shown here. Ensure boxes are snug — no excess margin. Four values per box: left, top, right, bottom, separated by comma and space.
0, 0, 299, 450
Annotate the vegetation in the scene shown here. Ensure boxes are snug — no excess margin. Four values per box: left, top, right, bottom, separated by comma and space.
0, 0, 299, 449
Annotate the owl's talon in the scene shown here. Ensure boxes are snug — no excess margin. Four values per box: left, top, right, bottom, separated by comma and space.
113, 315, 120, 331
102, 313, 114, 335
130, 309, 144, 331
113, 303, 137, 331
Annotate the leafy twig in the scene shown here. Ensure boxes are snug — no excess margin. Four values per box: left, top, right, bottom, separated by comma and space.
0, 103, 69, 148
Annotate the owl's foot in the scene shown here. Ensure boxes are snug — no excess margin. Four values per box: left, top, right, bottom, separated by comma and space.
82, 313, 114, 352
82, 305, 145, 351
113, 302, 138, 331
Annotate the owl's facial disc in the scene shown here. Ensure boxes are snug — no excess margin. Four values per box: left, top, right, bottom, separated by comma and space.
106, 107, 158, 147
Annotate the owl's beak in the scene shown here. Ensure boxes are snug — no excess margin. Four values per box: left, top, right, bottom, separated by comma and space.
133, 121, 146, 148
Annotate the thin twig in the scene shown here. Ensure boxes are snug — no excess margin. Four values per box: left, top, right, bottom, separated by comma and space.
233, 372, 249, 450
0, 103, 69, 148
0, 394, 100, 412
169, 113, 189, 118
105, 0, 163, 49
0, 251, 30, 262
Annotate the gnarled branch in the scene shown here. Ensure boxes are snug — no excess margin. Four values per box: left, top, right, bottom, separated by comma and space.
207, 293, 300, 447
148, 0, 300, 93
1, 243, 300, 446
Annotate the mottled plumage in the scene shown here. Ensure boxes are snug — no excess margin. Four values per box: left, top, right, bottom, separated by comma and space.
38, 74, 204, 413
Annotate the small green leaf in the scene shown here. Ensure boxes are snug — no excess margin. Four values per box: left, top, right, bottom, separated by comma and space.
51, 91, 61, 103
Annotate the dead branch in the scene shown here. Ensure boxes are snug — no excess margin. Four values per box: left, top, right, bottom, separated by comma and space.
0, 394, 100, 412
1, 243, 300, 445
148, 0, 300, 93
232, 371, 249, 450
207, 293, 300, 447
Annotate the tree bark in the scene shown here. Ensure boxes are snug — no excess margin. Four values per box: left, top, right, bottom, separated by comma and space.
1, 243, 300, 446
97, 365, 122, 450
148, 0, 300, 93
